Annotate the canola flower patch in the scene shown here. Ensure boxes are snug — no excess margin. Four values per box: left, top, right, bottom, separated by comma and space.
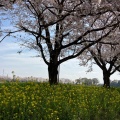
0, 82, 120, 120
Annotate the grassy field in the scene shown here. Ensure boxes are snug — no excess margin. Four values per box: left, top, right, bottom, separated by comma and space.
0, 82, 120, 120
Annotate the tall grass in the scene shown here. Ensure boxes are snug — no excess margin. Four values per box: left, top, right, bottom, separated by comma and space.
0, 82, 120, 120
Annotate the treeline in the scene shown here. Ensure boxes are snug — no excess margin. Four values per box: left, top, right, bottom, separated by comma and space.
75, 78, 99, 85
75, 77, 120, 87
1, 75, 120, 87
110, 80, 120, 87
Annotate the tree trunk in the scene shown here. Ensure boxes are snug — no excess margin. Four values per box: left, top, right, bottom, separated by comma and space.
48, 63, 58, 85
103, 71, 110, 88
48, 49, 60, 85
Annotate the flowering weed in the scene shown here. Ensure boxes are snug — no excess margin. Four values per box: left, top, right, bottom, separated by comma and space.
0, 82, 120, 120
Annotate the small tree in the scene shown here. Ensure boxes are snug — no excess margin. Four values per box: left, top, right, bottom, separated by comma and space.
91, 78, 99, 85
75, 78, 82, 84
12, 71, 16, 81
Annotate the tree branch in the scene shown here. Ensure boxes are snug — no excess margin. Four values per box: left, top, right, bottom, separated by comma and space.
36, 37, 49, 65
0, 29, 23, 43
61, 21, 119, 49
58, 25, 117, 65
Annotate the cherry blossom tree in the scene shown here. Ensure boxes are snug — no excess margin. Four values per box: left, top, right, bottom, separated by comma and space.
79, 25, 120, 88
77, 0, 120, 88
1, 0, 120, 84
91, 42, 120, 88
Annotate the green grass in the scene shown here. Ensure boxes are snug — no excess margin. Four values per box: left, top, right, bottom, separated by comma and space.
0, 82, 120, 120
